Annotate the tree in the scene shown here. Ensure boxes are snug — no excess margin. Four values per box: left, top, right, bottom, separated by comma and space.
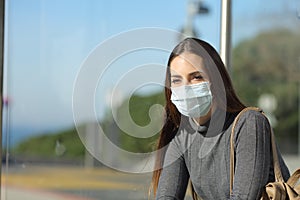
232, 29, 300, 154
101, 92, 165, 153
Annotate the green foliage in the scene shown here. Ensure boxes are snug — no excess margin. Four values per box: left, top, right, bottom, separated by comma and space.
128, 92, 165, 127
13, 128, 85, 160
101, 91, 165, 153
12, 91, 165, 159
232, 29, 300, 153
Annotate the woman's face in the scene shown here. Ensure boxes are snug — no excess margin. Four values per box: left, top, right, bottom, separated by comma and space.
169, 53, 209, 88
169, 53, 214, 123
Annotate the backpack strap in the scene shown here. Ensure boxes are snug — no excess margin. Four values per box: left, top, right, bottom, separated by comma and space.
230, 107, 283, 194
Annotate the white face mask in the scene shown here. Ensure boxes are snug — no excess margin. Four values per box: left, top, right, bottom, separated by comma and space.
170, 81, 212, 118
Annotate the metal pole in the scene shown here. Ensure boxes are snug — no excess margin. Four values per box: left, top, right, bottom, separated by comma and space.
299, 83, 300, 157
220, 0, 232, 71
0, 0, 5, 197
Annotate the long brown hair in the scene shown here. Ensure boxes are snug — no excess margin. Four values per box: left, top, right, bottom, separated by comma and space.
150, 38, 245, 199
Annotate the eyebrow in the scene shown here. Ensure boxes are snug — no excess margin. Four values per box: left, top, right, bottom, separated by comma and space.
189, 71, 203, 76
170, 70, 204, 77
170, 74, 182, 78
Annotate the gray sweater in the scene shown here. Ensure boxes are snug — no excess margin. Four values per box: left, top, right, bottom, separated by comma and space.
156, 109, 290, 200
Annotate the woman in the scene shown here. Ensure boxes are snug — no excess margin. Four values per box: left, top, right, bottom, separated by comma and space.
151, 38, 290, 200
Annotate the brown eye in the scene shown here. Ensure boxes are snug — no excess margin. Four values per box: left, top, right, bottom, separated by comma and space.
194, 75, 203, 80
171, 79, 181, 85
192, 74, 205, 82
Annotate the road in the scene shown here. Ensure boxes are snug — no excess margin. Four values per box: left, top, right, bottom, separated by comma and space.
1, 155, 299, 200
2, 164, 153, 200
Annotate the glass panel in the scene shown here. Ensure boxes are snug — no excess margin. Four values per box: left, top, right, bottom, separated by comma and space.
2, 0, 299, 200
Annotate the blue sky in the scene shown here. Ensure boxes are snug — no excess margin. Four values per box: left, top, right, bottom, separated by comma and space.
3, 0, 299, 144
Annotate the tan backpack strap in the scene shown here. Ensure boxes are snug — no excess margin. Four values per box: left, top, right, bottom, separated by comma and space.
287, 168, 300, 187
269, 127, 284, 182
229, 107, 283, 195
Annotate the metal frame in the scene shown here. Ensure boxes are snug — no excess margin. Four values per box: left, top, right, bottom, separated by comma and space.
220, 0, 232, 71
0, 0, 5, 196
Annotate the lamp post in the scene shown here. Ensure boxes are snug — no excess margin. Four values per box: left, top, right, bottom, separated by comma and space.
179, 0, 209, 41
220, 0, 232, 72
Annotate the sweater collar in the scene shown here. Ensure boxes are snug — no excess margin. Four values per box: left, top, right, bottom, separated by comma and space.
188, 109, 237, 137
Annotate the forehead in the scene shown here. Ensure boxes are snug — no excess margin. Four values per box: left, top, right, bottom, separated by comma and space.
170, 53, 205, 74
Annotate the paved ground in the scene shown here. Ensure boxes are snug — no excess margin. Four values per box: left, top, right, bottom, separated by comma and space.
1, 165, 153, 200
1, 155, 299, 200
1, 186, 91, 200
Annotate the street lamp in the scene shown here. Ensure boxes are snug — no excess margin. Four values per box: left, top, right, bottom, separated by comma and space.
179, 0, 209, 41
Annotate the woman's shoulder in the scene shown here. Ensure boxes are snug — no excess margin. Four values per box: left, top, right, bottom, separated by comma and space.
232, 107, 271, 142
236, 107, 268, 124
232, 107, 270, 139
